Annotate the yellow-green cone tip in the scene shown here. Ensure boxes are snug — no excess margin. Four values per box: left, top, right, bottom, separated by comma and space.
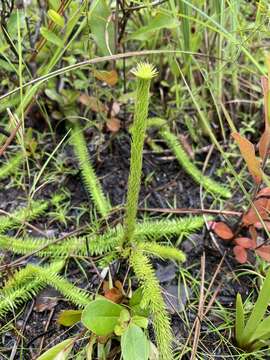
131, 62, 157, 80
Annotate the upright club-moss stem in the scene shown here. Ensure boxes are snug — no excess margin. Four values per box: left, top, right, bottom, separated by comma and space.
122, 63, 157, 246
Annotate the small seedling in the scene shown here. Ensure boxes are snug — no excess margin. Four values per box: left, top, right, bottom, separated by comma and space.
235, 268, 270, 351
50, 287, 151, 360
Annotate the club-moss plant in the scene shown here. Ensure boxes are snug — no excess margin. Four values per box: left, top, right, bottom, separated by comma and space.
0, 216, 205, 257
122, 62, 158, 245
70, 123, 111, 217
0, 152, 23, 180
122, 63, 174, 360
147, 117, 231, 198
1, 63, 208, 359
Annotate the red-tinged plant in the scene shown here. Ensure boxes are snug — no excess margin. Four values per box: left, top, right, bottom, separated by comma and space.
233, 245, 248, 264
208, 221, 233, 240
210, 195, 270, 263
209, 75, 270, 264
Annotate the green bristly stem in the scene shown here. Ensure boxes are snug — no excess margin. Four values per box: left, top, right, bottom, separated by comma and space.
122, 63, 157, 246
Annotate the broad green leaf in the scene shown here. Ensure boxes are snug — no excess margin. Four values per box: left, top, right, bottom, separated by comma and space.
57, 310, 82, 326
249, 315, 270, 343
121, 324, 150, 360
40, 27, 63, 47
37, 338, 74, 360
242, 268, 270, 343
81, 299, 124, 336
235, 293, 245, 345
90, 0, 115, 56
48, 9, 65, 28
128, 12, 178, 41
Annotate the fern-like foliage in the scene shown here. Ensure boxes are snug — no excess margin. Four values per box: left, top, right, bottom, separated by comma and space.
0, 217, 206, 257
135, 216, 206, 240
0, 152, 23, 180
148, 118, 231, 198
0, 193, 66, 234
138, 242, 186, 262
0, 260, 91, 318
130, 249, 174, 360
70, 124, 111, 217
31, 265, 91, 307
0, 199, 50, 233
0, 261, 64, 318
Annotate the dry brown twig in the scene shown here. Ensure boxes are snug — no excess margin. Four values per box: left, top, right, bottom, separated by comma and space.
0, 109, 22, 157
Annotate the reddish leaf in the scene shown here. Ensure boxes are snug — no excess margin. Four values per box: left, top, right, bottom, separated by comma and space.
258, 77, 270, 159
104, 288, 123, 303
111, 102, 120, 117
254, 220, 270, 231
179, 134, 194, 159
258, 128, 270, 160
234, 237, 255, 249
106, 118, 121, 133
34, 288, 59, 312
233, 245, 248, 264
232, 132, 262, 184
248, 225, 258, 248
261, 76, 269, 128
256, 245, 270, 261
210, 221, 234, 240
79, 94, 106, 113
93, 69, 118, 86
257, 187, 270, 198
242, 198, 270, 226
115, 280, 124, 293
